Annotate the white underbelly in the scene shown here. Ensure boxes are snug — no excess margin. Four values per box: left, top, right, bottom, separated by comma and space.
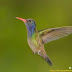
27, 39, 37, 53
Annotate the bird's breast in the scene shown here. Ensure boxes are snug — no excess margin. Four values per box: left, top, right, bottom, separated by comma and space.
27, 34, 44, 53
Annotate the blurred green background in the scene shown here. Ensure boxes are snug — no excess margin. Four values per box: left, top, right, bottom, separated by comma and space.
0, 0, 72, 72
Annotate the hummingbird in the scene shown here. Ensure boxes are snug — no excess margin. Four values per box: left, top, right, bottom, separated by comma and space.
16, 17, 72, 66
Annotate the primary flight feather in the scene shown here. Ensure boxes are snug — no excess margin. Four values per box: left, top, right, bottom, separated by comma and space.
16, 17, 72, 66
38, 26, 72, 43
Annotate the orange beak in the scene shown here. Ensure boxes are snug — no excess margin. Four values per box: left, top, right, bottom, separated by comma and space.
16, 17, 27, 22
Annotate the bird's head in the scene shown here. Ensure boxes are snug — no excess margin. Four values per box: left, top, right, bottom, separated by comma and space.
16, 17, 36, 29
16, 17, 36, 36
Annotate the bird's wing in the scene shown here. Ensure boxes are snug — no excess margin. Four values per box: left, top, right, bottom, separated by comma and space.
38, 26, 72, 44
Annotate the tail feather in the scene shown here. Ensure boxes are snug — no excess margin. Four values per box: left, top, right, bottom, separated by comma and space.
39, 51, 52, 66
45, 56, 52, 66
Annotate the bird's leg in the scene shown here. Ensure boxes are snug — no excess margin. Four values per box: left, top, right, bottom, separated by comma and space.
38, 50, 41, 55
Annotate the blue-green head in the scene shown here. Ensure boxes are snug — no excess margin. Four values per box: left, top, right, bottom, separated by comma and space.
16, 17, 36, 37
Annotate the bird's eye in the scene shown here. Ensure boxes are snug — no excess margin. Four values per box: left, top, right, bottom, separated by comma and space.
29, 20, 31, 22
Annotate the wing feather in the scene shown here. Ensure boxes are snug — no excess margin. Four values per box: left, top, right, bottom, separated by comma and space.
38, 26, 72, 44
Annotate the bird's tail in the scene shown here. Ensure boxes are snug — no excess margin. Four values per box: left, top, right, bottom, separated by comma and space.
45, 55, 52, 66
39, 50, 52, 66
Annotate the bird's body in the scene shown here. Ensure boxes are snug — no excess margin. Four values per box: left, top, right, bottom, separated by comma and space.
27, 32, 43, 54
16, 17, 72, 66
26, 23, 52, 65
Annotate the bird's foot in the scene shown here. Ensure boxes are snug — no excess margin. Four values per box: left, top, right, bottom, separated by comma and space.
38, 50, 41, 55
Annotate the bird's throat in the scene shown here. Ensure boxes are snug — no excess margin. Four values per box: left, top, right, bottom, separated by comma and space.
27, 26, 36, 37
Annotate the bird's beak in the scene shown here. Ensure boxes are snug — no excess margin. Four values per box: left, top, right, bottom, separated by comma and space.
16, 17, 27, 22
